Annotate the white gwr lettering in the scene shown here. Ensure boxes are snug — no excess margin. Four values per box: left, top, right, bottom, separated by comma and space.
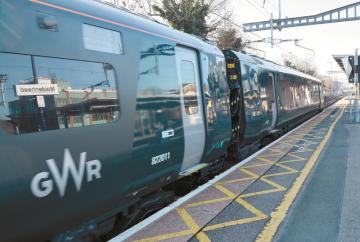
31, 149, 102, 198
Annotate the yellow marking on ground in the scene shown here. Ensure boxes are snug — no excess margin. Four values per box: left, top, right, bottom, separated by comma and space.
241, 156, 275, 169
279, 141, 313, 152
256, 105, 345, 242
263, 163, 298, 178
132, 229, 192, 242
185, 196, 232, 208
203, 215, 265, 231
263, 148, 287, 155
239, 170, 287, 198
177, 208, 210, 242
257, 157, 277, 164
241, 163, 273, 169
235, 197, 268, 220
219, 176, 257, 185
214, 184, 237, 198
203, 197, 268, 232
278, 153, 306, 164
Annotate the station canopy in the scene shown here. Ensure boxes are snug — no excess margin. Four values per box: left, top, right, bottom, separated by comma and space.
333, 55, 355, 83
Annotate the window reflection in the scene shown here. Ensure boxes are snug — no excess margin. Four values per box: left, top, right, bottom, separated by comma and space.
241, 63, 262, 118
0, 53, 120, 135
279, 74, 320, 111
180, 60, 198, 115
259, 71, 275, 113
134, 43, 181, 143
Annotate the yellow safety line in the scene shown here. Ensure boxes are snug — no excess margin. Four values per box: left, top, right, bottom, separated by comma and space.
218, 176, 257, 185
177, 208, 211, 242
279, 141, 313, 152
132, 229, 192, 242
203, 197, 268, 231
239, 169, 287, 198
201, 185, 268, 232
256, 105, 345, 242
185, 196, 232, 208
278, 153, 306, 164
263, 163, 298, 178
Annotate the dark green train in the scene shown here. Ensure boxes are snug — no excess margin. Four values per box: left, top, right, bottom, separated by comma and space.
0, 0, 328, 241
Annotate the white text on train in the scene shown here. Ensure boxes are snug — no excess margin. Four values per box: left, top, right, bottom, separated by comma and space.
31, 149, 102, 198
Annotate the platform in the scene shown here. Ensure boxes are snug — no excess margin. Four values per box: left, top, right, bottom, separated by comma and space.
111, 98, 359, 242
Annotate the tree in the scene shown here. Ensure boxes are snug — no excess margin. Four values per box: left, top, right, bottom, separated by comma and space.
102, 0, 160, 15
282, 54, 318, 76
215, 28, 247, 51
153, 0, 210, 37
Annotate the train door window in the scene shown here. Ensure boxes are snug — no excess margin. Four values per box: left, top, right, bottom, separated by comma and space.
0, 53, 34, 134
259, 71, 275, 113
180, 60, 199, 115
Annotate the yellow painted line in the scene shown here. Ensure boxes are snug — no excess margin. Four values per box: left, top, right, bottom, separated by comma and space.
203, 197, 268, 231
236, 197, 268, 219
279, 141, 313, 152
218, 176, 257, 185
132, 229, 192, 242
241, 156, 275, 169
241, 163, 273, 169
239, 171, 286, 198
203, 215, 265, 231
278, 153, 306, 164
203, 192, 267, 232
256, 105, 345, 242
177, 208, 211, 242
185, 196, 232, 208
214, 184, 237, 198
263, 163, 298, 178
257, 157, 277, 164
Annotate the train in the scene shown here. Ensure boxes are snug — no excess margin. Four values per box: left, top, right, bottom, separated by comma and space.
0, 0, 336, 241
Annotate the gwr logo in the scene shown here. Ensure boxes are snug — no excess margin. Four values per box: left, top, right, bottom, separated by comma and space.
31, 149, 102, 198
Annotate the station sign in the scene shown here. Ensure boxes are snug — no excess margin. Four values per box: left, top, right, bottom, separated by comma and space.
15, 84, 59, 96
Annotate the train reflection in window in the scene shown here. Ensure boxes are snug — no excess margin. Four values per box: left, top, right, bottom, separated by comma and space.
0, 53, 120, 135
180, 60, 198, 115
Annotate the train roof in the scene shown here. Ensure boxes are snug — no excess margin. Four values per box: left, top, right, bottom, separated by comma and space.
32, 0, 223, 57
230, 51, 322, 84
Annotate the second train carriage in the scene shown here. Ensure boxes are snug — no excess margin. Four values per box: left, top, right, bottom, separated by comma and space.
224, 50, 323, 157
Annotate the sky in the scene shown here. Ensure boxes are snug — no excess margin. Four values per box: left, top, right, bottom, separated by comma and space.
229, 0, 360, 81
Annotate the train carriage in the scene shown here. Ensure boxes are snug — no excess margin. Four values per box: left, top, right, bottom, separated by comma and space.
0, 0, 231, 241
0, 0, 327, 241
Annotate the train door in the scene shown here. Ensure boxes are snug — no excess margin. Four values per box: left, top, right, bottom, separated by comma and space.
269, 72, 278, 129
175, 46, 206, 172
259, 71, 277, 131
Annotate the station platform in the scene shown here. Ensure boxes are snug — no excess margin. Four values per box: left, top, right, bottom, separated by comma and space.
111, 98, 359, 242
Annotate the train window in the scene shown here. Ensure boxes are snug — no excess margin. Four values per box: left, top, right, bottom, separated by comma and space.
0, 53, 120, 135
83, 24, 123, 54
134, 41, 181, 143
0, 53, 34, 134
259, 71, 275, 113
180, 60, 199, 115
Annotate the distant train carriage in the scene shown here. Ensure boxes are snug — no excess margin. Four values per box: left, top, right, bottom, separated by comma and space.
224, 50, 323, 157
